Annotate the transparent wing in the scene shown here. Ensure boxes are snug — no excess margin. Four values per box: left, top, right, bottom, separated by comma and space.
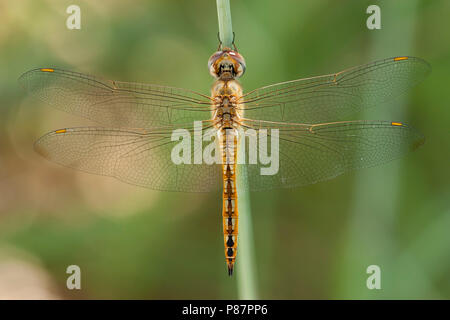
34, 122, 222, 192
241, 57, 430, 124
34, 119, 424, 192
19, 68, 212, 128
237, 119, 424, 191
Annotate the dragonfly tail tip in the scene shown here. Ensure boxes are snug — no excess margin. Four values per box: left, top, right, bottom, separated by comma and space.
228, 265, 234, 276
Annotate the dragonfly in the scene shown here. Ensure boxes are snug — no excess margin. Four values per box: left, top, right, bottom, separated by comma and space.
19, 47, 430, 276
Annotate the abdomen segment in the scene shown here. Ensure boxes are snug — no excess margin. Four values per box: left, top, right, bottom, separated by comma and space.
221, 128, 239, 276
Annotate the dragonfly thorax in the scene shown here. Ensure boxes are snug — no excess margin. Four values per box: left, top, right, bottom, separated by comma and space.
211, 79, 244, 130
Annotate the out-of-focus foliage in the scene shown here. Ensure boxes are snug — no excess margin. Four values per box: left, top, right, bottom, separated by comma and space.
0, 0, 448, 299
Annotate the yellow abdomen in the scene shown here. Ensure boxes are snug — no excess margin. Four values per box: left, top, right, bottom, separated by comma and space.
211, 78, 243, 276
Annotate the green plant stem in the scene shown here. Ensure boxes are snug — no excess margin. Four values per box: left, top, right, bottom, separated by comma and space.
216, 0, 233, 48
216, 0, 258, 299
236, 170, 258, 299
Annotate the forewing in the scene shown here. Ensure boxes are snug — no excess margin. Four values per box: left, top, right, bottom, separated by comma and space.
241, 57, 430, 124
19, 68, 212, 128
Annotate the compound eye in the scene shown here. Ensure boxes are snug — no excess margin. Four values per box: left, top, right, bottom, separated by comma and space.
208, 51, 223, 78
209, 63, 219, 78
229, 51, 246, 78
207, 50, 246, 78
234, 62, 245, 78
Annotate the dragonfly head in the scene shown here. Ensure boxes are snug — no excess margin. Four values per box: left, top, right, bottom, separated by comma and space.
208, 49, 246, 80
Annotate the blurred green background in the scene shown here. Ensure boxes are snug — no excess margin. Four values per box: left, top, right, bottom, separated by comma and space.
0, 0, 448, 299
